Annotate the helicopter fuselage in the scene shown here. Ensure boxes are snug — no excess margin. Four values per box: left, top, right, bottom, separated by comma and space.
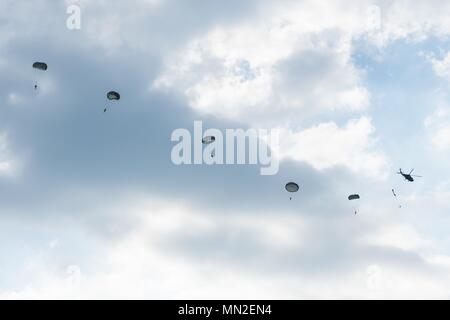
401, 174, 414, 182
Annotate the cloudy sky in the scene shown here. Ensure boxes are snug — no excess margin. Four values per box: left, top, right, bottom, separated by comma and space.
1, 0, 450, 299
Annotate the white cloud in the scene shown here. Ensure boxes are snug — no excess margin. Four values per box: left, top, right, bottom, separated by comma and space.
432, 126, 450, 150
425, 104, 450, 150
430, 52, 450, 81
152, 0, 450, 127
431, 181, 450, 209
1, 196, 450, 300
277, 117, 389, 179
364, 224, 432, 251
424, 47, 450, 151
370, 0, 450, 47
0, 133, 15, 177
153, 1, 377, 125
0, 198, 304, 299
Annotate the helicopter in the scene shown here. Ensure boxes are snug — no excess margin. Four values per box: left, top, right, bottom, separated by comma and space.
397, 169, 422, 182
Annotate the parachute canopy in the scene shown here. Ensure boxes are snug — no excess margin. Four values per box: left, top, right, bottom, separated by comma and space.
348, 194, 360, 201
33, 62, 48, 71
202, 136, 216, 144
285, 182, 299, 193
107, 91, 121, 101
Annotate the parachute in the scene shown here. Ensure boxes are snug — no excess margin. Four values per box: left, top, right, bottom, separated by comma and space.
285, 182, 299, 200
202, 136, 216, 157
32, 62, 48, 90
348, 194, 360, 201
104, 91, 121, 112
33, 62, 48, 71
107, 91, 121, 101
202, 136, 216, 144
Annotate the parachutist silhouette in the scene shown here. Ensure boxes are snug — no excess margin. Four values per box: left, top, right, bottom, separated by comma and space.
202, 136, 216, 159
286, 182, 299, 200
33, 62, 47, 92
349, 194, 360, 215
105, 91, 120, 113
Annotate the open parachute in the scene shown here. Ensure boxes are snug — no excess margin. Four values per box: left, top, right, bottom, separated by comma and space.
285, 182, 299, 200
32, 62, 48, 90
107, 91, 121, 101
348, 194, 360, 201
33, 62, 48, 71
104, 91, 121, 112
202, 136, 216, 157
202, 136, 216, 144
